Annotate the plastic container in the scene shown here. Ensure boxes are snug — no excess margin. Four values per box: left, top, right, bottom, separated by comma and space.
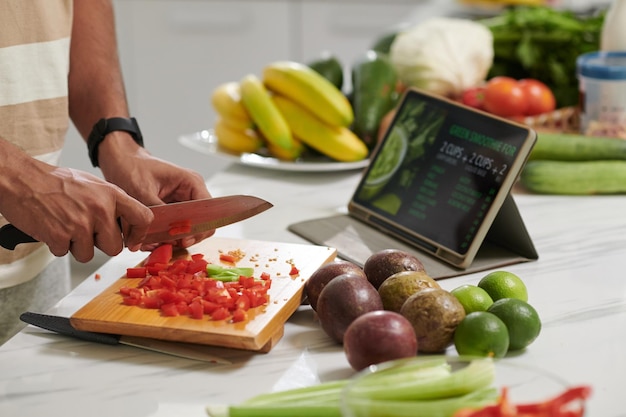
576, 51, 626, 139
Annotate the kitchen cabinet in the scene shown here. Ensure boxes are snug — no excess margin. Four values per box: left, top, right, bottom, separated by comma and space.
60, 0, 419, 177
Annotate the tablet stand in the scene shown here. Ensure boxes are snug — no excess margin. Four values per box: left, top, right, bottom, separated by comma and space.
288, 193, 537, 279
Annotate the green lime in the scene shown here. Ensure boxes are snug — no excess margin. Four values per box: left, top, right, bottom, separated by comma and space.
453, 311, 510, 358
487, 298, 541, 351
478, 270, 528, 302
451, 284, 494, 314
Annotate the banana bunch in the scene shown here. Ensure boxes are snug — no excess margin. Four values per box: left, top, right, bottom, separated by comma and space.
210, 61, 368, 162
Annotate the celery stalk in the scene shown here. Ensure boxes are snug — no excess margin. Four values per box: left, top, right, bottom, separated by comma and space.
350, 358, 496, 401
229, 404, 342, 417
242, 380, 348, 406
344, 387, 499, 417
205, 358, 497, 417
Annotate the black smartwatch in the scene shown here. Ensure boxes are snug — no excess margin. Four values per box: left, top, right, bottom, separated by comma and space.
87, 117, 144, 167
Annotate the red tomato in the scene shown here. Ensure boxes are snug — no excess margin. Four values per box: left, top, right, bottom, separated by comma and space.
461, 87, 485, 110
518, 78, 556, 116
483, 76, 528, 117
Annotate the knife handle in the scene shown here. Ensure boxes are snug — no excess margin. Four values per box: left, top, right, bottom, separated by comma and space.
0, 224, 38, 250
1, 219, 124, 251
20, 312, 121, 345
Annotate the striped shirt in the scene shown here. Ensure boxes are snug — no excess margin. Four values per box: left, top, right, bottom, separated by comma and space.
0, 0, 73, 289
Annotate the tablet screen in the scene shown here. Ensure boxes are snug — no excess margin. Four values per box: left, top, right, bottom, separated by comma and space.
349, 89, 535, 263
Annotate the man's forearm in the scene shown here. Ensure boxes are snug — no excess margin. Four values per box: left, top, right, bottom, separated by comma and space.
68, 0, 130, 140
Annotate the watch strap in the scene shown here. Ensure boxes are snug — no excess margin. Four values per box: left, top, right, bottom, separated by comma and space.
87, 117, 144, 167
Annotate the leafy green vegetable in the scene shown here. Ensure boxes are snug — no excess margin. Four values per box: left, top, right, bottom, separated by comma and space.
206, 264, 254, 281
480, 6, 606, 107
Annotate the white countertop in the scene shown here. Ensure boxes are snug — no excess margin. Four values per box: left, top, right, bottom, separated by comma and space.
1, 160, 625, 417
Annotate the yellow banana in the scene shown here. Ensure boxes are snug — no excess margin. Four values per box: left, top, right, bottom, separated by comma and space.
214, 118, 263, 154
267, 138, 306, 161
271, 95, 368, 162
239, 74, 296, 151
211, 82, 254, 129
220, 114, 254, 131
263, 61, 354, 127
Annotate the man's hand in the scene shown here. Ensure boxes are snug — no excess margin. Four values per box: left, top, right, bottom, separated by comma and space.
97, 133, 215, 250
0, 150, 153, 262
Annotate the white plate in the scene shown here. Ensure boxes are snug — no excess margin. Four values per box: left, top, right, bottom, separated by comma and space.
178, 130, 370, 172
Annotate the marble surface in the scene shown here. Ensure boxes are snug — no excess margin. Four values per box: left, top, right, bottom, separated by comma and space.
1, 161, 626, 417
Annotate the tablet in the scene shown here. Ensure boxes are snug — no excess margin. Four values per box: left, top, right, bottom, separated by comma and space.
346, 88, 537, 269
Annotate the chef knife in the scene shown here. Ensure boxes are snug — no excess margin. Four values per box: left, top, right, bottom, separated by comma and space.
20, 311, 232, 364
0, 194, 272, 250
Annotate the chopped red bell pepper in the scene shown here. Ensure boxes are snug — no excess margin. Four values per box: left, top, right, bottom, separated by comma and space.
126, 267, 147, 278
168, 219, 192, 236
219, 253, 237, 263
119, 249, 272, 323
143, 244, 173, 266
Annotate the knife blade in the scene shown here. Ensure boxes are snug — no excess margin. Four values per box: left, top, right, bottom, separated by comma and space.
20, 312, 231, 364
0, 194, 272, 250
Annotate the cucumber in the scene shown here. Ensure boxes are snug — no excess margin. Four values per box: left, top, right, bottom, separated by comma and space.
307, 54, 344, 91
351, 50, 398, 149
520, 160, 626, 195
529, 132, 626, 161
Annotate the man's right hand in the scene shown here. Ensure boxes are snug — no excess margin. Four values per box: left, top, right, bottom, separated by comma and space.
0, 157, 153, 262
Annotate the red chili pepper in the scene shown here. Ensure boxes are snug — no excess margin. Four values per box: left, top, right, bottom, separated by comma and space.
516, 386, 591, 417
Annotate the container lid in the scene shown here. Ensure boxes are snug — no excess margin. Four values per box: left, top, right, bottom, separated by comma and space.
577, 51, 626, 80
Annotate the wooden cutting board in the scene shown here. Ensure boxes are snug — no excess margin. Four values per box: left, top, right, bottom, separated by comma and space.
71, 237, 336, 352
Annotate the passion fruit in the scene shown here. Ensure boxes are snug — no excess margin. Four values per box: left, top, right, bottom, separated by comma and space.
343, 310, 417, 371
316, 273, 383, 344
378, 270, 440, 313
304, 260, 367, 311
400, 287, 465, 353
363, 249, 425, 289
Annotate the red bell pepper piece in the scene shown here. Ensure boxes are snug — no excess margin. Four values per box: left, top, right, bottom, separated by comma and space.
144, 244, 173, 266
453, 386, 591, 417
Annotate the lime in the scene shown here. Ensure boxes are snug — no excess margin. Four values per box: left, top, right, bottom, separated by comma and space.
487, 298, 541, 351
453, 311, 509, 358
478, 270, 528, 302
450, 284, 494, 314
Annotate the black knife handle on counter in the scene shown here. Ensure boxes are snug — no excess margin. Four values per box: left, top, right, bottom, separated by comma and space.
20, 312, 121, 345
0, 224, 37, 250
